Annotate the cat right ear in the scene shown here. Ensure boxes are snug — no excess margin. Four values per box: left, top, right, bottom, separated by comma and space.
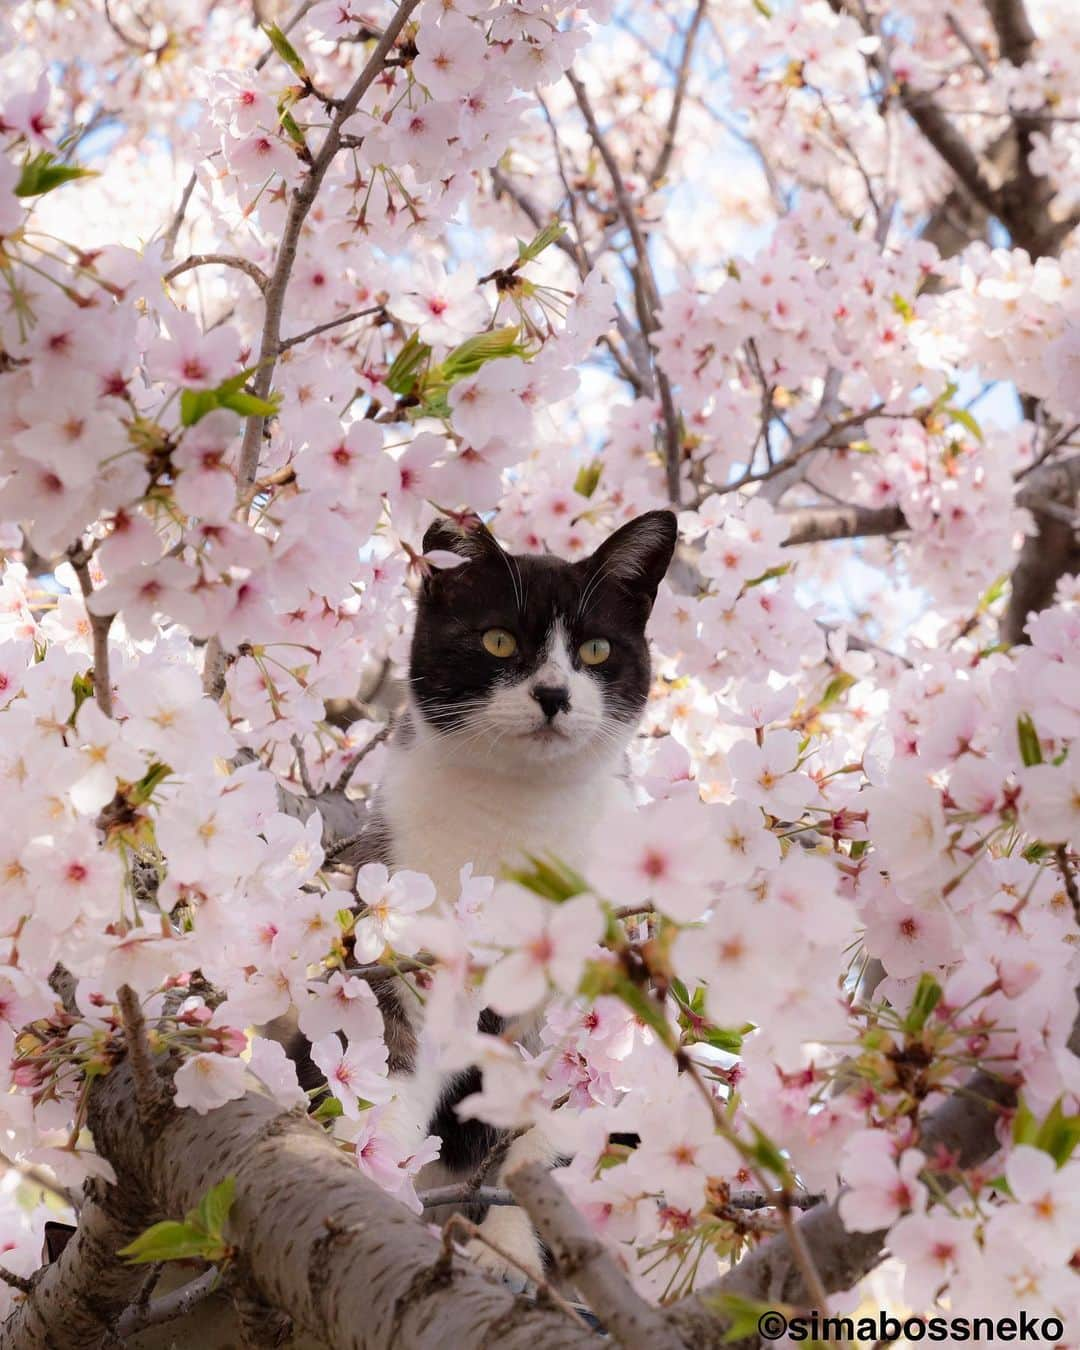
422, 513, 503, 562
419, 514, 503, 595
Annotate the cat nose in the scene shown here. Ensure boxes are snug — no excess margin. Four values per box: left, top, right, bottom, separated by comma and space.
531, 684, 571, 720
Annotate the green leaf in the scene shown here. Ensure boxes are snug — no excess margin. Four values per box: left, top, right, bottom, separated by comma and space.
503, 853, 588, 902
385, 332, 431, 398
903, 973, 942, 1034
891, 292, 914, 322
704, 1293, 778, 1343
945, 405, 984, 443
278, 106, 308, 151
194, 1175, 235, 1241
1012, 1097, 1039, 1147
15, 150, 97, 199
573, 460, 603, 499
743, 563, 790, 589
747, 1125, 791, 1183
263, 21, 308, 78
1017, 713, 1043, 767
1035, 1098, 1080, 1167
70, 671, 95, 723
129, 761, 172, 805
820, 671, 855, 709
179, 388, 220, 427
439, 327, 525, 382
180, 367, 278, 427
703, 1025, 749, 1054
516, 220, 565, 264
311, 1094, 344, 1122
219, 389, 278, 419
977, 573, 1008, 613
118, 1219, 222, 1265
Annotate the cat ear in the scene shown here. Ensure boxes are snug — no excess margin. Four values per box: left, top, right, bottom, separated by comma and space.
583, 510, 677, 607
420, 515, 505, 596
422, 513, 503, 562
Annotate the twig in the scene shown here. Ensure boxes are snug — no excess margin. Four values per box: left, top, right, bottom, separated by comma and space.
567, 68, 683, 504
648, 0, 708, 188
440, 1213, 590, 1331
116, 985, 170, 1132
278, 305, 384, 352
728, 1189, 825, 1211
508, 1163, 685, 1350
116, 1267, 219, 1338
488, 165, 647, 390
1056, 846, 1080, 926
418, 1184, 515, 1210
291, 734, 315, 796
164, 254, 269, 292
946, 9, 993, 80
778, 1191, 831, 1316
334, 721, 393, 792
0, 1150, 79, 1212
0, 1267, 31, 1295
612, 903, 655, 921
69, 549, 114, 717
161, 171, 197, 261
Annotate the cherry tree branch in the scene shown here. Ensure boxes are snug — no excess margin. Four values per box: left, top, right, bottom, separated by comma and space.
164, 253, 269, 292
115, 1267, 219, 1338
780, 503, 908, 547
202, 0, 422, 697
648, 0, 708, 188
0, 1060, 606, 1350
69, 549, 114, 717
567, 68, 683, 504
984, 0, 1037, 66
508, 1162, 686, 1350
669, 1002, 1080, 1345
277, 304, 384, 352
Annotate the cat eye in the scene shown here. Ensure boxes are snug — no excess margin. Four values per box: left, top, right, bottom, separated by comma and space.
482, 628, 518, 658
579, 638, 611, 666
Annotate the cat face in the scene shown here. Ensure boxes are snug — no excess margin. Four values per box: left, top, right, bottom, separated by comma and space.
409, 511, 677, 770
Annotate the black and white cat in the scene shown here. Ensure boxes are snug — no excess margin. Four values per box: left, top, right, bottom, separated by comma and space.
324, 508, 676, 1278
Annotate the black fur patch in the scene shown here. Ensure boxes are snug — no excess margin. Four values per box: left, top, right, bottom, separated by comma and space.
411, 510, 677, 733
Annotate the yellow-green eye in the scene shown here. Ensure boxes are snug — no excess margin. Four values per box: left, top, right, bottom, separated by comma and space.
579, 638, 611, 666
482, 628, 517, 658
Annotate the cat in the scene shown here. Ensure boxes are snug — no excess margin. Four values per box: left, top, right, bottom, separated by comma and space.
294, 508, 677, 1281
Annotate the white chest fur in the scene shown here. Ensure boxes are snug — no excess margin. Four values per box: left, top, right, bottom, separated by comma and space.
380, 737, 630, 902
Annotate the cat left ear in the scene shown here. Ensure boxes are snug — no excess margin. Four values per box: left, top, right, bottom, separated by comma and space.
583, 510, 677, 608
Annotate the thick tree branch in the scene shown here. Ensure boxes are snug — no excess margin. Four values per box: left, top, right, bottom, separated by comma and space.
1004, 453, 1080, 643
984, 0, 1037, 66
669, 1003, 1080, 1347
2, 1062, 604, 1350
781, 503, 908, 546
0, 1181, 156, 1350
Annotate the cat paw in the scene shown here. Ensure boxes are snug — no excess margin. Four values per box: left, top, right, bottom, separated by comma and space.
463, 1237, 535, 1293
